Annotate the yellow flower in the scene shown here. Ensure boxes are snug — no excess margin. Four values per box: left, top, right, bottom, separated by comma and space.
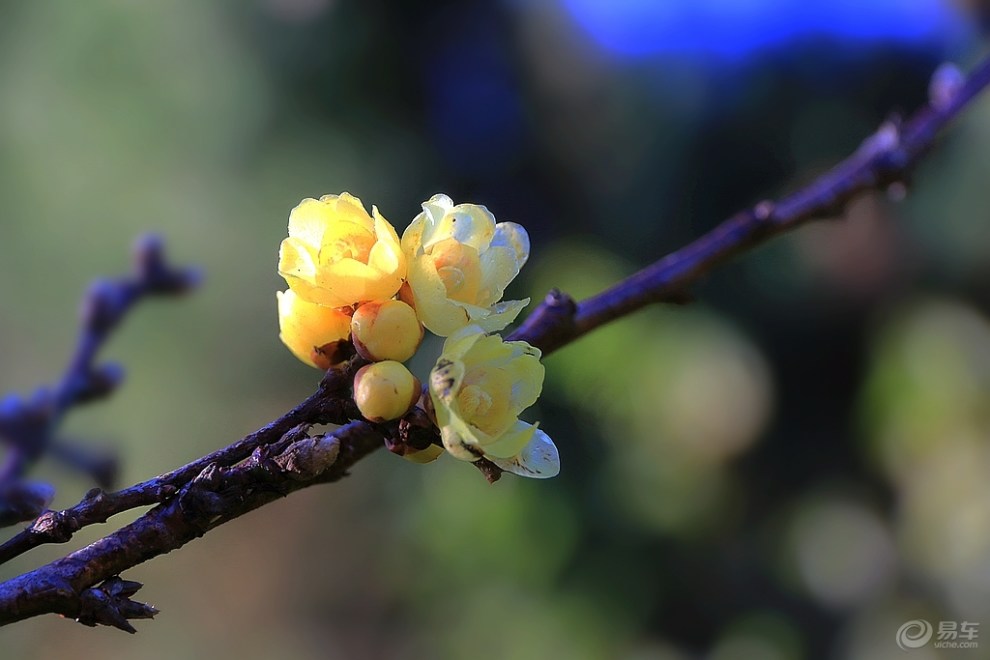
400, 194, 530, 337
278, 193, 406, 308
277, 289, 352, 369
429, 325, 559, 478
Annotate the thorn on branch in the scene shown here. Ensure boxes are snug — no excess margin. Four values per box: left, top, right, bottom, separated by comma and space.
76, 577, 158, 634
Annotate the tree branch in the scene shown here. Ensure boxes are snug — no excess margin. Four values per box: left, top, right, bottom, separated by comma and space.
0, 361, 362, 565
508, 59, 990, 355
0, 420, 383, 630
2, 55, 989, 631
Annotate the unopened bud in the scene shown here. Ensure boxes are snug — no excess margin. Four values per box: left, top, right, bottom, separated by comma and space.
351, 300, 423, 362
353, 361, 421, 422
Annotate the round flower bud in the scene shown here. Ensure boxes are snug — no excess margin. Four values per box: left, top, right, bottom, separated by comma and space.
351, 300, 424, 362
353, 361, 421, 422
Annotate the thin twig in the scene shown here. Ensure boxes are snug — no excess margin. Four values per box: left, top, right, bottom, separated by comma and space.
0, 235, 200, 525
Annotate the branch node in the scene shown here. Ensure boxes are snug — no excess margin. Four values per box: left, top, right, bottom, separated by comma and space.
273, 433, 341, 481
753, 200, 776, 222
76, 576, 158, 633
507, 288, 578, 354
30, 510, 79, 543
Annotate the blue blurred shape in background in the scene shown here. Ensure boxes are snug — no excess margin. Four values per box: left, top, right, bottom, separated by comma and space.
562, 0, 968, 59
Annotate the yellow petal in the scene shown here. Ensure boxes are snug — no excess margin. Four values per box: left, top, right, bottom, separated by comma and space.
501, 348, 544, 412
481, 419, 538, 459
430, 354, 467, 406
440, 325, 488, 363
460, 332, 513, 367
422, 203, 496, 252
283, 275, 352, 308
367, 241, 402, 277
401, 443, 444, 464
320, 258, 403, 306
475, 298, 529, 333
372, 206, 403, 249
318, 219, 376, 266
429, 238, 483, 303
422, 193, 454, 217
458, 367, 514, 437
478, 245, 520, 305
277, 290, 351, 369
408, 256, 470, 336
278, 237, 319, 284
440, 425, 485, 462
287, 198, 330, 248
491, 222, 530, 268
325, 192, 375, 231
400, 213, 428, 258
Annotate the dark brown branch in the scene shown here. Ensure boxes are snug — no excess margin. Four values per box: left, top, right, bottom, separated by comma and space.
0, 420, 383, 629
0, 361, 361, 565
509, 58, 990, 355
2, 56, 990, 631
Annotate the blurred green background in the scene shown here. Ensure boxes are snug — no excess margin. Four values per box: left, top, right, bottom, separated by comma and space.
2, 1, 990, 658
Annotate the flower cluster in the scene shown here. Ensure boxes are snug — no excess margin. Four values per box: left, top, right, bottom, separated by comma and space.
276, 193, 559, 478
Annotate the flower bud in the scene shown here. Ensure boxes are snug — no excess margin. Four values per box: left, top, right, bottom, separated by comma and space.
351, 300, 424, 362
353, 361, 421, 422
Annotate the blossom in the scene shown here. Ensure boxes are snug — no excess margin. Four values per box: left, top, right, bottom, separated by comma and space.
277, 289, 352, 369
429, 325, 559, 478
278, 193, 406, 309
400, 194, 530, 337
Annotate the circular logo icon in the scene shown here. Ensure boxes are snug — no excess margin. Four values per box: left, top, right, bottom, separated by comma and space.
897, 619, 934, 650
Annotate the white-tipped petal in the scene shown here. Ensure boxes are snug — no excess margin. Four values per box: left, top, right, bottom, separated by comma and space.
489, 426, 560, 479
